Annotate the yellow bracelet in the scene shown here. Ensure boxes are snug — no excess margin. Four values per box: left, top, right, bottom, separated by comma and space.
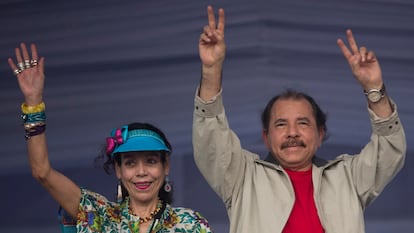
21, 102, 46, 114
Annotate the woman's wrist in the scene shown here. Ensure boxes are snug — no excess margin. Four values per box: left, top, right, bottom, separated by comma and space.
21, 101, 47, 140
24, 94, 43, 107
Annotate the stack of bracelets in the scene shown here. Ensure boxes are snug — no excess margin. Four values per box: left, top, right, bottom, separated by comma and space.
21, 102, 46, 140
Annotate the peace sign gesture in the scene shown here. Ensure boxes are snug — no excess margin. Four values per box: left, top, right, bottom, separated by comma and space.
337, 29, 383, 91
199, 5, 226, 68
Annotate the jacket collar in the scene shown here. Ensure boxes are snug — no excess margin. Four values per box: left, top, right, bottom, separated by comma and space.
263, 152, 329, 168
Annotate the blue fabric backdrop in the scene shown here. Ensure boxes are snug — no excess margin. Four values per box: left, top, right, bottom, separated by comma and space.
1, 0, 413, 232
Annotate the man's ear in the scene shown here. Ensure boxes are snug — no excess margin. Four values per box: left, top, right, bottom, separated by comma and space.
318, 128, 325, 147
262, 129, 270, 149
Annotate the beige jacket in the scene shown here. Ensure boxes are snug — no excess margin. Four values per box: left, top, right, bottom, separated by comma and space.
192, 89, 406, 233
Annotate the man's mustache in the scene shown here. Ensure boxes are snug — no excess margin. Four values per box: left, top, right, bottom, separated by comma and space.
281, 138, 306, 149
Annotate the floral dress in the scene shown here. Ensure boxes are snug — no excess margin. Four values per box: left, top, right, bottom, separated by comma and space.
75, 189, 212, 233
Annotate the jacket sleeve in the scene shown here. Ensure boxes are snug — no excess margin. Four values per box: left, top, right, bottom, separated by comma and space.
192, 87, 258, 206
350, 100, 406, 207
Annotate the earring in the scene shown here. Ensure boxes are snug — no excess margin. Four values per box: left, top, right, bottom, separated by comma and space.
164, 175, 172, 193
117, 180, 123, 203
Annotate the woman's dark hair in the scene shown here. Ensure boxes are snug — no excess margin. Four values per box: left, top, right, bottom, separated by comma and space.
94, 122, 174, 204
261, 89, 328, 141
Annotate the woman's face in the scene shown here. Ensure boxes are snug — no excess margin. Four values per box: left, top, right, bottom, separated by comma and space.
115, 151, 169, 205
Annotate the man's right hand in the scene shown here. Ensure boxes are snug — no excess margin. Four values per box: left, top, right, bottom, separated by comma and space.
198, 5, 226, 101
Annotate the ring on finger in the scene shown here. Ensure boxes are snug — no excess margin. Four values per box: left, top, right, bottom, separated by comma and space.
13, 69, 21, 76
30, 59, 38, 66
24, 60, 31, 69
17, 62, 25, 71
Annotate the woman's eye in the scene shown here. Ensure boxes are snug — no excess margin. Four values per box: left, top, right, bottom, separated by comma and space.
147, 158, 158, 164
124, 160, 135, 166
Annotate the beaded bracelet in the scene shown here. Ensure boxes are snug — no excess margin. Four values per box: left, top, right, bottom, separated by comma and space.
21, 111, 47, 123
21, 102, 45, 114
20, 102, 47, 140
24, 121, 46, 130
25, 124, 46, 140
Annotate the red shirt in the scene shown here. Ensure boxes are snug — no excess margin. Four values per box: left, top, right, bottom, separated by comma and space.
283, 168, 325, 233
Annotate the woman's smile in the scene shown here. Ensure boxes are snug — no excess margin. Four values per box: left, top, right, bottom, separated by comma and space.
135, 181, 152, 190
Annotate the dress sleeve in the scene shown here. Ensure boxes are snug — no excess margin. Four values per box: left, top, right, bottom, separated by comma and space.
76, 188, 119, 232
173, 207, 214, 233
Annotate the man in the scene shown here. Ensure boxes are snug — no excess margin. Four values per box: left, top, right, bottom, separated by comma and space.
192, 5, 406, 233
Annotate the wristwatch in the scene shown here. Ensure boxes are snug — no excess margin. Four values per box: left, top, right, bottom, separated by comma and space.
364, 84, 386, 103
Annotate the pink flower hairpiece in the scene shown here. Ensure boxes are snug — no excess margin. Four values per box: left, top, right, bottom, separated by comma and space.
106, 126, 128, 156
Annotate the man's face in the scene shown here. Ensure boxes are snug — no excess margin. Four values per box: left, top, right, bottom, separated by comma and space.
262, 98, 324, 171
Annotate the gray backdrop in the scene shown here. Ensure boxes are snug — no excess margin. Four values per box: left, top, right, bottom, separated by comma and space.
1, 0, 413, 232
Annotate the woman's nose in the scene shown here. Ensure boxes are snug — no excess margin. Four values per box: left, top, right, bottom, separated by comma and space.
135, 162, 147, 176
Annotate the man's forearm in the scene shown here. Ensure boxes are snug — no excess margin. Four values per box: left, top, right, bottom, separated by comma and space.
199, 64, 222, 101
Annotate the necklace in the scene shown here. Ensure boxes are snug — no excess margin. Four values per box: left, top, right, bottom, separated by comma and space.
129, 200, 162, 224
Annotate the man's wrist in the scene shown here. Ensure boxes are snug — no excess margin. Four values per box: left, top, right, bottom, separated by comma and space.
364, 84, 386, 103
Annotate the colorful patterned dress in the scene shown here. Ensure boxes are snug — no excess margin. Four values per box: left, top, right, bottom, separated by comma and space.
75, 189, 212, 233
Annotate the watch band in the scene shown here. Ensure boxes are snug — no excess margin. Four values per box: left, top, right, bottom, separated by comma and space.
363, 84, 386, 96
364, 84, 386, 103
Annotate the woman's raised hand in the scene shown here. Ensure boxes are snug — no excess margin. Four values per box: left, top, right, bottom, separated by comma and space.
8, 43, 45, 106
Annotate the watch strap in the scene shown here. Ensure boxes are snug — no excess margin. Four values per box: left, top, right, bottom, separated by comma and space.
364, 84, 386, 103
363, 84, 386, 96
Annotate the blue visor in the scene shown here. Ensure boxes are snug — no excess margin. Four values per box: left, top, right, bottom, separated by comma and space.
107, 127, 170, 157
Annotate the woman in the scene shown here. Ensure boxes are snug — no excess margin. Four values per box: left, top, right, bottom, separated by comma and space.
8, 43, 212, 233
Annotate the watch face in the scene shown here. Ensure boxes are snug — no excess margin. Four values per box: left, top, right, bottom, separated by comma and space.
368, 91, 381, 102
